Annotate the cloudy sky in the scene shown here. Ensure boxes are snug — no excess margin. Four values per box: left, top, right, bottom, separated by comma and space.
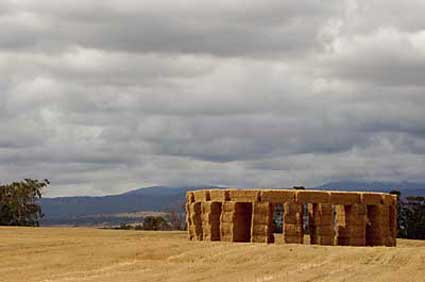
1, 0, 425, 196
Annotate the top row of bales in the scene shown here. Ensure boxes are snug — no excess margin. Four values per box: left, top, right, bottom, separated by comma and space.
187, 189, 396, 206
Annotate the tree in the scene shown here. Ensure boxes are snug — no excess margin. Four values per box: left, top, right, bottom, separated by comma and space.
404, 196, 425, 239
142, 216, 170, 230
0, 179, 48, 226
390, 190, 425, 239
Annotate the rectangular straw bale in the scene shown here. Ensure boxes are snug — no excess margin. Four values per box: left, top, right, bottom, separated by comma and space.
361, 193, 384, 205
317, 215, 334, 225
221, 235, 233, 242
349, 217, 367, 225
252, 224, 268, 234
186, 192, 195, 203
220, 223, 233, 233
350, 237, 366, 246
253, 201, 272, 215
351, 203, 367, 215
251, 235, 269, 243
382, 194, 396, 206
318, 229, 335, 237
228, 190, 258, 202
284, 202, 304, 214
284, 235, 303, 244
202, 202, 212, 213
330, 192, 361, 205
319, 236, 334, 245
296, 191, 330, 203
284, 216, 303, 225
260, 190, 295, 203
285, 224, 303, 234
221, 212, 234, 223
319, 204, 334, 215
222, 201, 237, 212
193, 190, 207, 202
209, 190, 226, 201
252, 214, 269, 225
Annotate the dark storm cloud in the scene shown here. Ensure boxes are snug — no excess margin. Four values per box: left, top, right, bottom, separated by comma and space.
1, 0, 424, 196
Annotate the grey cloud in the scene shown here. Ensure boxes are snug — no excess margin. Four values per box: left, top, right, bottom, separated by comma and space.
1, 0, 342, 57
319, 28, 425, 86
1, 1, 425, 196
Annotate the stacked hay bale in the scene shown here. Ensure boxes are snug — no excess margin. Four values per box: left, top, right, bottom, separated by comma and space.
186, 189, 397, 247
283, 202, 304, 244
299, 191, 333, 245
348, 204, 367, 246
220, 201, 236, 242
188, 201, 203, 240
365, 205, 384, 246
335, 205, 349, 245
251, 201, 274, 243
375, 204, 391, 246
317, 203, 335, 245
362, 193, 396, 246
201, 201, 222, 241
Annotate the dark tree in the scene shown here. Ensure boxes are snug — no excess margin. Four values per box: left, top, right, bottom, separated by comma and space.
0, 179, 48, 226
404, 196, 425, 239
142, 216, 170, 231
390, 190, 425, 239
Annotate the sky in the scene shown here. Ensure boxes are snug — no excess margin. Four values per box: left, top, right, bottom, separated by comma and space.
1, 0, 425, 197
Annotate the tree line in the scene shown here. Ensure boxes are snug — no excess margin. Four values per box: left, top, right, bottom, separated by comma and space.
0, 179, 48, 226
116, 211, 186, 231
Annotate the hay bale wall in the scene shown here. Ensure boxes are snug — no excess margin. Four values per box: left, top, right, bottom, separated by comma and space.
186, 189, 396, 247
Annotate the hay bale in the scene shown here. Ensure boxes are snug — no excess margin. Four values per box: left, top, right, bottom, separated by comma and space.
228, 190, 258, 202
330, 192, 361, 205
209, 190, 226, 201
193, 190, 208, 202
222, 201, 237, 212
361, 193, 384, 205
319, 236, 335, 246
260, 190, 295, 203
284, 235, 303, 244
186, 192, 195, 203
296, 190, 330, 203
284, 224, 303, 235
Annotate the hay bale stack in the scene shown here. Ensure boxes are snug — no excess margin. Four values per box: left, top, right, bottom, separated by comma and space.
201, 202, 222, 241
185, 189, 397, 247
220, 201, 237, 242
317, 203, 335, 245
283, 202, 304, 244
188, 202, 203, 240
251, 201, 274, 243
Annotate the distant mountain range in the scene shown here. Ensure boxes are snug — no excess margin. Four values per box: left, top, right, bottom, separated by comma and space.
40, 181, 424, 226
318, 181, 425, 196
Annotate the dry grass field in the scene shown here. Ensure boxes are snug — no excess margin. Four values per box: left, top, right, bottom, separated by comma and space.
1, 227, 424, 282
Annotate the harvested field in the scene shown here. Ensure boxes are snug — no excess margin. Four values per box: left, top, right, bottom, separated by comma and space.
0, 227, 424, 282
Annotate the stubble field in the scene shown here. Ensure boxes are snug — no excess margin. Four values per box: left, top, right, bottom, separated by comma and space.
0, 227, 424, 282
